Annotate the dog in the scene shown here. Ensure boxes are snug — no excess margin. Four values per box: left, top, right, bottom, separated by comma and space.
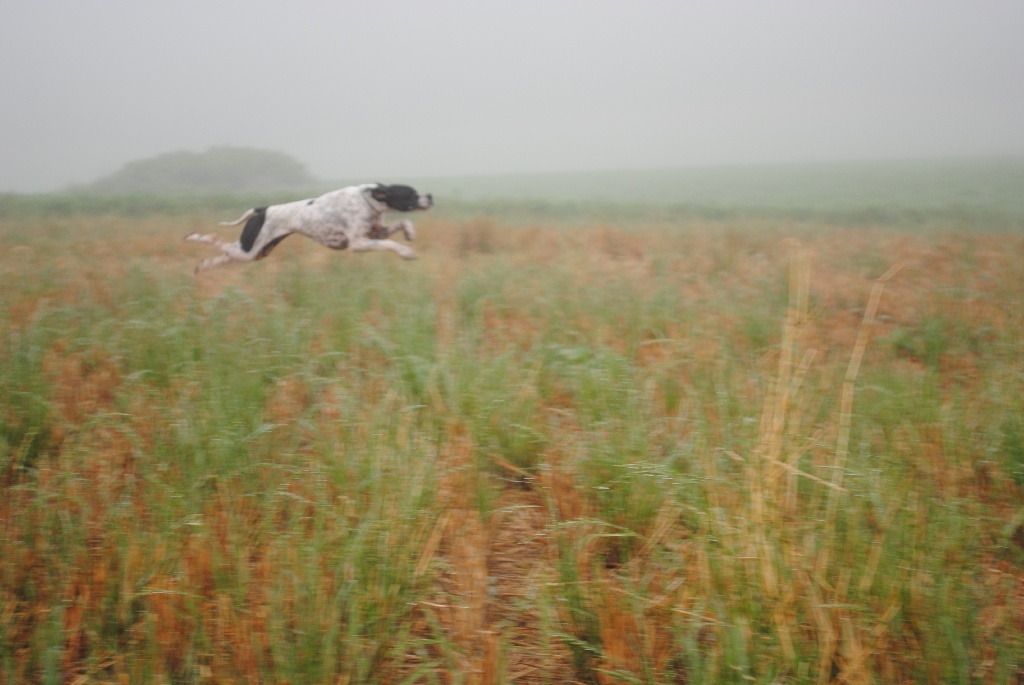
184, 183, 433, 273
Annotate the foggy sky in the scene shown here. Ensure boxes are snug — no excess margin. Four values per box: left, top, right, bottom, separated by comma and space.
2, 0, 1023, 193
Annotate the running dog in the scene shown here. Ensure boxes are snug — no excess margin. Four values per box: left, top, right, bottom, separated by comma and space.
185, 183, 433, 273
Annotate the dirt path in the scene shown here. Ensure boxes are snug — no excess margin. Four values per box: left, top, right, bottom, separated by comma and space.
422, 473, 575, 685
485, 486, 574, 683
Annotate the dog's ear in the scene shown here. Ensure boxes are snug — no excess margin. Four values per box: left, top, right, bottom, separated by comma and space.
371, 184, 388, 201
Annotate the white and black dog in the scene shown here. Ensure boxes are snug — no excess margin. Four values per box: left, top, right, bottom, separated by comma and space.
185, 183, 433, 273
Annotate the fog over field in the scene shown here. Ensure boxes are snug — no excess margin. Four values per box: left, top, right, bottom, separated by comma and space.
1, 0, 1023, 193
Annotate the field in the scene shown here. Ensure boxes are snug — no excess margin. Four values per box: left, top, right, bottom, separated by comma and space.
2, 176, 1024, 683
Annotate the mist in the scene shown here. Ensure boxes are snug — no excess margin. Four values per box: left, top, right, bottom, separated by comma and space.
2, 0, 1023, 193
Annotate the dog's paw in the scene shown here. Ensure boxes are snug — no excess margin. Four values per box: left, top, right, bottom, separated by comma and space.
398, 220, 416, 242
397, 245, 418, 260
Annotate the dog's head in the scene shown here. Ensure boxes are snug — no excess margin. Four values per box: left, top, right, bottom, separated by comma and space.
370, 184, 433, 212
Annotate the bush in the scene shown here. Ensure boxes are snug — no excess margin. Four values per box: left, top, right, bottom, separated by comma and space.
72, 146, 317, 194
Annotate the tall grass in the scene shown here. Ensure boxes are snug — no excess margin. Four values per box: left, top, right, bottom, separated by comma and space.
2, 202, 1023, 683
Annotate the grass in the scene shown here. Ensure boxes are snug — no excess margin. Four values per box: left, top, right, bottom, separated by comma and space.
1, 194, 1024, 683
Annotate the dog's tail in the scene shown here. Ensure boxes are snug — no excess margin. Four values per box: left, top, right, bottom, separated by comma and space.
219, 209, 256, 227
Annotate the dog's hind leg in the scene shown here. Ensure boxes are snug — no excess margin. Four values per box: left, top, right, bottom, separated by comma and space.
185, 233, 253, 273
184, 232, 224, 246
193, 254, 236, 274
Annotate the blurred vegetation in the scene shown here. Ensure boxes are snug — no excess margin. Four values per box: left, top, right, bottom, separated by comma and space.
4, 156, 1023, 232
407, 156, 1024, 220
67, 146, 317, 195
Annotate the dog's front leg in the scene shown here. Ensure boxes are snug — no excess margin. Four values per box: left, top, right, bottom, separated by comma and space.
349, 237, 417, 260
368, 219, 415, 241
387, 219, 415, 241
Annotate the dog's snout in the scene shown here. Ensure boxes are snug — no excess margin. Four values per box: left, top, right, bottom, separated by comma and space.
421, 193, 434, 208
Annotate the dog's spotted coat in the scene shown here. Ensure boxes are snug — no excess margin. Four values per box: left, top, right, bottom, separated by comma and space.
185, 183, 432, 273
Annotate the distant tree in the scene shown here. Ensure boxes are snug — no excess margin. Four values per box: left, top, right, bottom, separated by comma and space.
78, 146, 318, 194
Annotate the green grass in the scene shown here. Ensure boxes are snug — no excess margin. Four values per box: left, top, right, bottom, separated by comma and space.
6, 156, 1024, 230
1, 192, 1024, 683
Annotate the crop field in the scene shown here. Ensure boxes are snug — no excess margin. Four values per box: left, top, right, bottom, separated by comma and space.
2, 192, 1024, 684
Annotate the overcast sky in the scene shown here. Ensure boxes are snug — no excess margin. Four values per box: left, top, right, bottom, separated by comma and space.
1, 0, 1022, 193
